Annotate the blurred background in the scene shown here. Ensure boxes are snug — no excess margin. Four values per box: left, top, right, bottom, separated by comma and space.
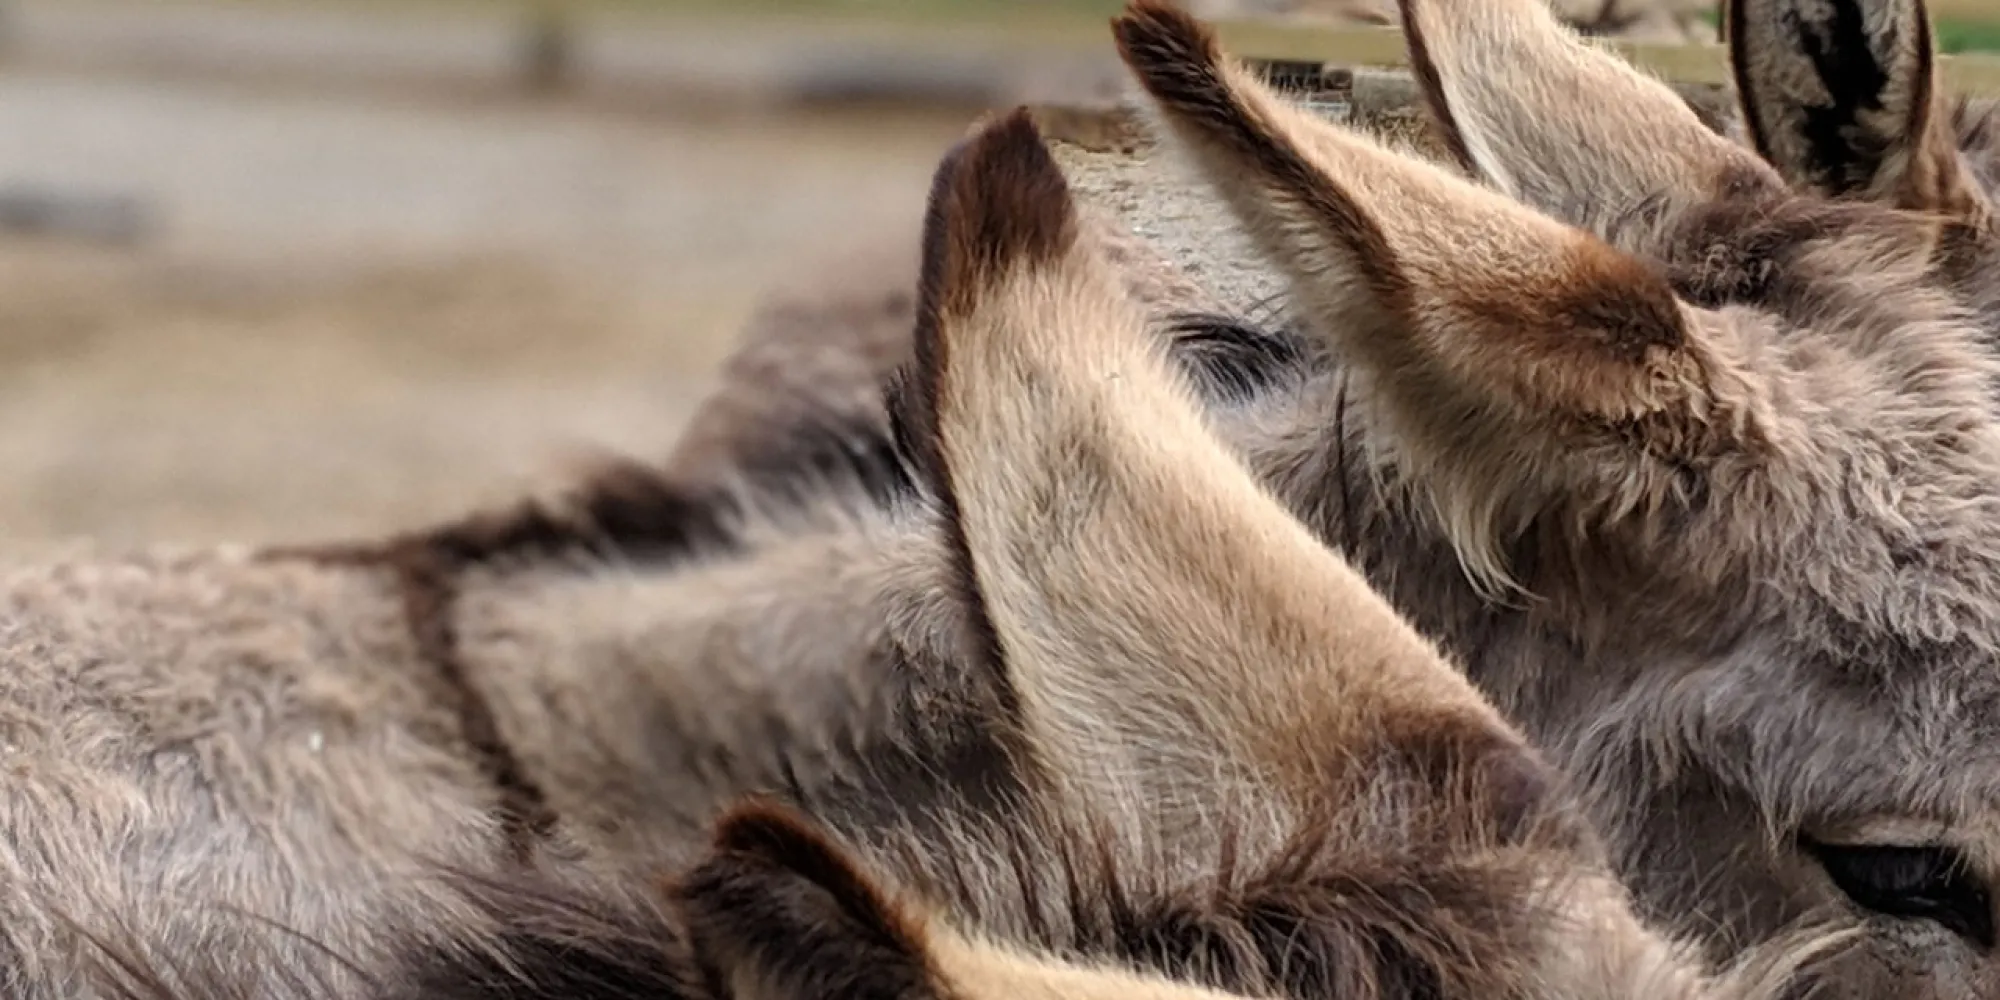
0, 0, 1991, 557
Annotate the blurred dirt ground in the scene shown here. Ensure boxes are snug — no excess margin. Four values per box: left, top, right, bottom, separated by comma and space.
0, 60, 970, 558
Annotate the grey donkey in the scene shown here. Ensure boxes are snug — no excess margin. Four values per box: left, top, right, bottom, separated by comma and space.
372, 109, 1808, 1000
423, 0, 2000, 996
0, 109, 1800, 1000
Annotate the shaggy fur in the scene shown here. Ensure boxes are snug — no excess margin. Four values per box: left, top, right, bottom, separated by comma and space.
483, 1, 2000, 997
1728, 0, 1989, 222
394, 112, 1799, 1000
1121, 1, 2000, 994
76, 800, 1280, 1000
2, 109, 1813, 1000
0, 547, 517, 998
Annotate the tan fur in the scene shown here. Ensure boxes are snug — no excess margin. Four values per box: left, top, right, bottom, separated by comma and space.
2, 108, 1803, 1000
927, 146, 1513, 816
40, 4, 2000, 997
836, 105, 1797, 1000
1188, 0, 1714, 39
1396, 0, 1781, 220
925, 929, 1267, 1000
1114, 0, 1777, 594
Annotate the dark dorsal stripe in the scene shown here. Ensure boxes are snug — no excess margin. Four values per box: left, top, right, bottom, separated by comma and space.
262, 302, 1310, 863
269, 537, 557, 862
391, 546, 558, 862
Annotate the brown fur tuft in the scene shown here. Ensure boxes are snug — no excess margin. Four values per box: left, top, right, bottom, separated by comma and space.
933, 108, 1080, 321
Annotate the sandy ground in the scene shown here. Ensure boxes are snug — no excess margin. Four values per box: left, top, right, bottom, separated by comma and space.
0, 64, 971, 556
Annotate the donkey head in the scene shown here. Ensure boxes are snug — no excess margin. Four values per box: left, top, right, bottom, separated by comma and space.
860, 104, 1812, 1000
1112, 0, 2000, 995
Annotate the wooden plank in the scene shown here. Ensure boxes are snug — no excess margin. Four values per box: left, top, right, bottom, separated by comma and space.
1213, 21, 1739, 82
1212, 19, 2000, 93
643, 4, 2000, 96
33, 0, 2000, 105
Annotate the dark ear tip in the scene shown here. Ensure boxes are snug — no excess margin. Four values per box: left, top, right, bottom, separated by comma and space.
1113, 0, 1207, 45
933, 105, 1077, 300
708, 797, 819, 859
911, 101, 1075, 353
953, 107, 1065, 208
1111, 0, 1228, 110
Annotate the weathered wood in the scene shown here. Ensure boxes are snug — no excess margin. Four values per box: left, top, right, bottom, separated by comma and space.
1210, 20, 2000, 92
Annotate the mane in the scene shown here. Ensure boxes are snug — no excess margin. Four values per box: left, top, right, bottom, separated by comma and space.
302, 408, 919, 578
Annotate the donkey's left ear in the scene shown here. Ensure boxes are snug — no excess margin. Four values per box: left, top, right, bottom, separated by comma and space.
1729, 0, 1991, 222
672, 800, 945, 1000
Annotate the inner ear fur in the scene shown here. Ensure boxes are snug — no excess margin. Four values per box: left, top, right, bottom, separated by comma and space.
1727, 0, 1991, 223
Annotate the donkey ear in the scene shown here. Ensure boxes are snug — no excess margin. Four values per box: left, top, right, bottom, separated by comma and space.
897, 101, 1535, 821
1114, 0, 1775, 591
672, 800, 944, 1000
1728, 0, 1991, 221
1389, 0, 1781, 229
1114, 2, 1768, 452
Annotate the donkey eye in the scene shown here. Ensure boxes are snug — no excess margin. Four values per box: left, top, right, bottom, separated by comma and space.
1802, 839, 1995, 948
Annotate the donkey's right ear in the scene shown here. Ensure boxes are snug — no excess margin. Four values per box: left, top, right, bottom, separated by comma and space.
1729, 0, 1991, 222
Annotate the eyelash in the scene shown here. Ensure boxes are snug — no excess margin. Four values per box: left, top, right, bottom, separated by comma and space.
1801, 837, 1995, 949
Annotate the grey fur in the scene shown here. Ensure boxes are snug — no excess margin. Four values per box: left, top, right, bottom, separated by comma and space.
610, 4, 2000, 999
0, 104, 1762, 1000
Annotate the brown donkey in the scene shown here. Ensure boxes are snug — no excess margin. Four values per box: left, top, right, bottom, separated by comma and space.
397, 1, 2000, 996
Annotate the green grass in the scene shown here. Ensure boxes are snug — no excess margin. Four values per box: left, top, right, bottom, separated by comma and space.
1938, 19, 2000, 54
1693, 5, 2000, 53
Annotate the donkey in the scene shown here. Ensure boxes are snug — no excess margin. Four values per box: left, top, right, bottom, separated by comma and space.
390, 1, 2000, 995
1079, 1, 2000, 992
9, 108, 1798, 1000
386, 107, 1803, 1000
